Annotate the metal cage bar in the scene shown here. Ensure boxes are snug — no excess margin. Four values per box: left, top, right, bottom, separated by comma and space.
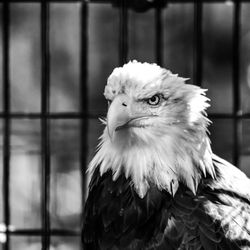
2, 2, 10, 250
232, 1, 242, 167
194, 2, 203, 86
80, 0, 88, 234
8, 228, 80, 236
155, 6, 163, 66
119, 0, 128, 65
41, 2, 51, 249
1, 0, 250, 3
0, 112, 250, 119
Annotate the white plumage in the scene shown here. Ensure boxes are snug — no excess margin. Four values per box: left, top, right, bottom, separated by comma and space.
89, 60, 214, 197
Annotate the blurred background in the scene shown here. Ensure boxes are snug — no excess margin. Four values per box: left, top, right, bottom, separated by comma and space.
0, 0, 250, 249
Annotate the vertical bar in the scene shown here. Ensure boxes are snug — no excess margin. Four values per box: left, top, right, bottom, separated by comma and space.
2, 2, 10, 250
232, 1, 241, 167
41, 2, 50, 249
80, 1, 88, 247
119, 0, 128, 66
155, 6, 163, 66
193, 2, 203, 86
80, 0, 88, 223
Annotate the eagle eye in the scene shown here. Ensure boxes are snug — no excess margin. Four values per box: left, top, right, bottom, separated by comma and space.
147, 94, 161, 106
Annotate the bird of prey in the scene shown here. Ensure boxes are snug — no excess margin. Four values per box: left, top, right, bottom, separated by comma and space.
82, 61, 250, 250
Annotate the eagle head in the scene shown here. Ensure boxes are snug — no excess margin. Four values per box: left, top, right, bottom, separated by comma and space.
89, 61, 215, 198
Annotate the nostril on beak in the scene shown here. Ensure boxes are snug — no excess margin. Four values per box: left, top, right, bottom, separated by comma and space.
122, 102, 127, 107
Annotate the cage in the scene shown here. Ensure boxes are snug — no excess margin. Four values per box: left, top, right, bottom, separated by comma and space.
0, 0, 250, 249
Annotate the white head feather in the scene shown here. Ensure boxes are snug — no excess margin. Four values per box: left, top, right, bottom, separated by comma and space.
88, 61, 215, 198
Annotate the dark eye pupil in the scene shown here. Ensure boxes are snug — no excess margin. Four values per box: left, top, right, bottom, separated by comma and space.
147, 95, 160, 105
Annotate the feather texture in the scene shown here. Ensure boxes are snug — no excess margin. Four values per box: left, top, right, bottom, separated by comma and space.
83, 61, 250, 249
82, 167, 182, 250
172, 155, 250, 249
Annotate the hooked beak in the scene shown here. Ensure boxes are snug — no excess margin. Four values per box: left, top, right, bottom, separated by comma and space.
107, 94, 131, 139
107, 94, 157, 140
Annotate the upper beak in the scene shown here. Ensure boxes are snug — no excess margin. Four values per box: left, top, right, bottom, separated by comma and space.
107, 94, 131, 139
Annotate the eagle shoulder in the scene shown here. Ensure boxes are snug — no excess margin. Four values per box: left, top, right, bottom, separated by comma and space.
172, 156, 250, 250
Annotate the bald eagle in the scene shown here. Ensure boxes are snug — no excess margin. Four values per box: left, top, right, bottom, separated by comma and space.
82, 61, 250, 250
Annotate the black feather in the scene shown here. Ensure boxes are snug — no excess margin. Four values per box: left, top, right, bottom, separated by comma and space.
82, 167, 172, 250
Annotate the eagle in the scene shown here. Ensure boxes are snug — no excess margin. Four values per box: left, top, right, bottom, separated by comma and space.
82, 61, 250, 250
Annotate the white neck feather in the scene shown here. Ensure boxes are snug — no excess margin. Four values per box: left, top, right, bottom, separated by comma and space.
88, 125, 215, 198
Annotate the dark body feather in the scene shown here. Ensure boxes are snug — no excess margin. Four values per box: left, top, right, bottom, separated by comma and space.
82, 157, 250, 250
82, 167, 182, 250
172, 156, 250, 250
